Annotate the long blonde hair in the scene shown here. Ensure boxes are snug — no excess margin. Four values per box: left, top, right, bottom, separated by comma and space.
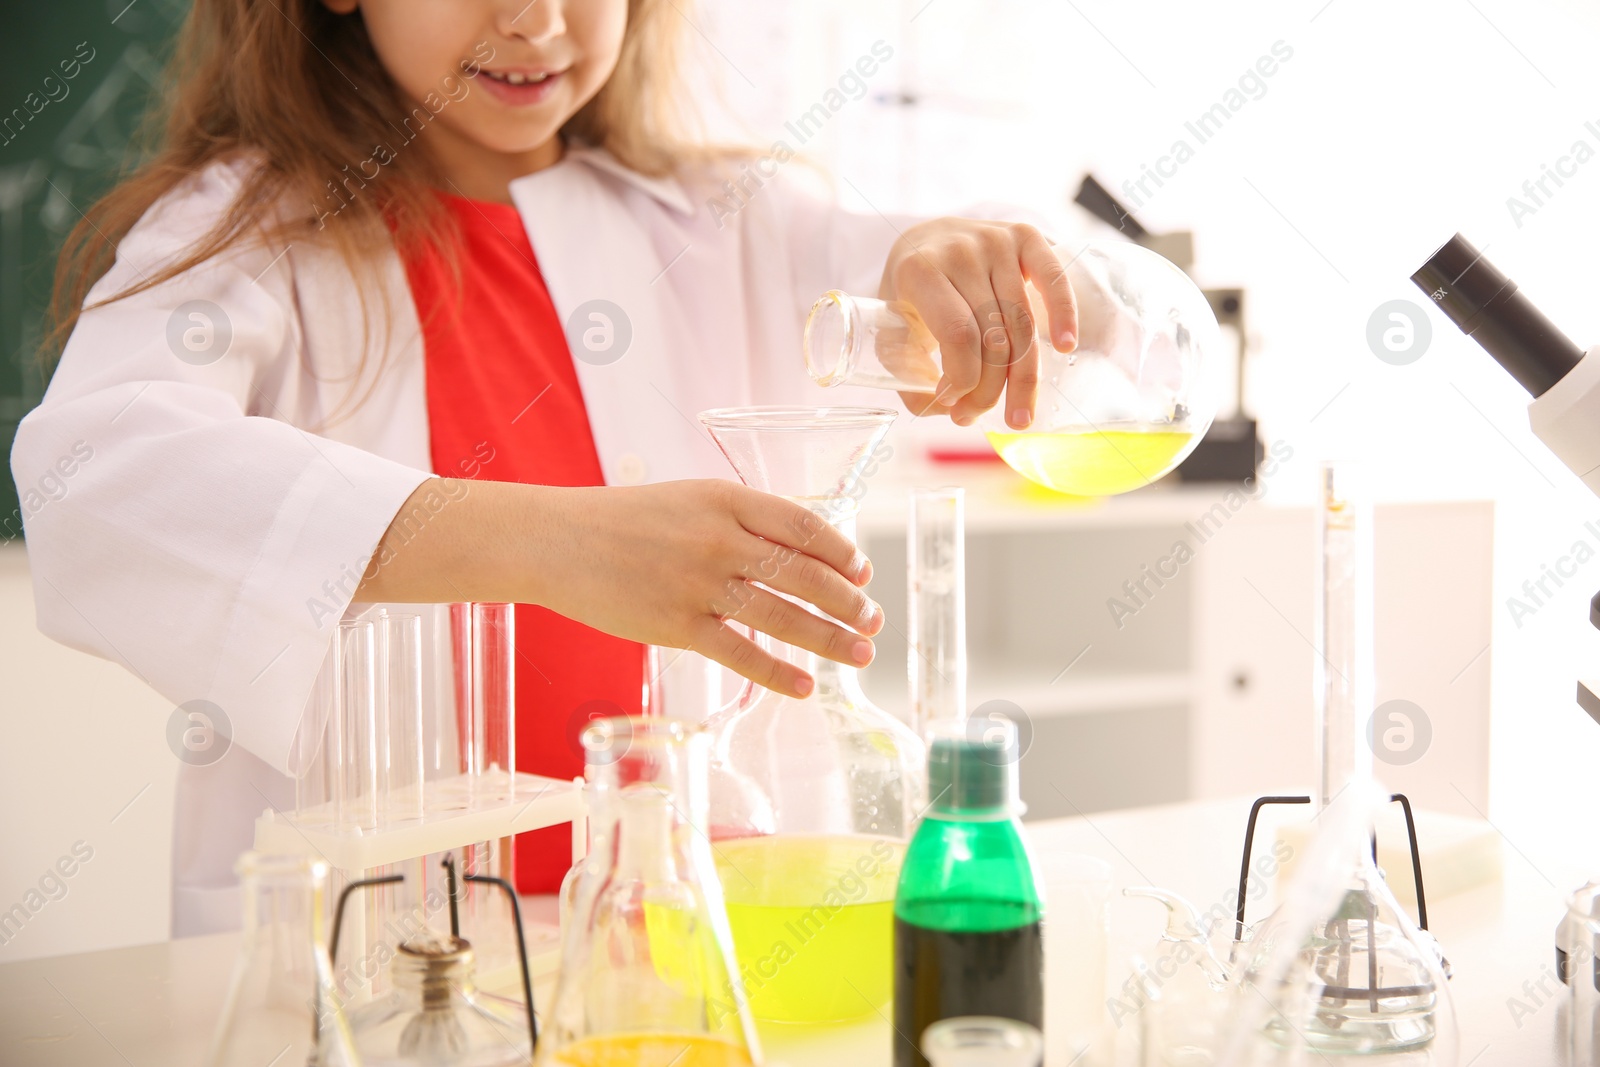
47, 0, 700, 363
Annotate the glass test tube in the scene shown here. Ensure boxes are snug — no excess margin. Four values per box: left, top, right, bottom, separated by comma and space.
909, 488, 968, 737
378, 611, 425, 826
293, 646, 341, 817
338, 618, 379, 832
451, 603, 516, 786
1314, 462, 1375, 811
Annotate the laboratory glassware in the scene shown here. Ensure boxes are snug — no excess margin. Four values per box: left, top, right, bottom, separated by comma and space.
894, 718, 1043, 1067
1122, 888, 1231, 1067
697, 405, 926, 1024
1563, 882, 1600, 1063
1037, 852, 1111, 1066
268, 603, 581, 1012
805, 241, 1222, 496
1216, 781, 1458, 1067
538, 717, 760, 1067
205, 853, 360, 1067
346, 927, 531, 1067
908, 487, 967, 737
921, 1017, 1043, 1067
1224, 465, 1455, 1058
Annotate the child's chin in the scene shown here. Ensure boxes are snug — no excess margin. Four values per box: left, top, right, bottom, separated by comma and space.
470, 123, 563, 159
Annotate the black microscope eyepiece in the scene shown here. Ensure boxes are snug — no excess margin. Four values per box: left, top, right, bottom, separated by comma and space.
1411, 233, 1583, 397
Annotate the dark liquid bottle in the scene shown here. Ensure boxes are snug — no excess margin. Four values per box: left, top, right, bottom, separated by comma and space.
893, 721, 1044, 1067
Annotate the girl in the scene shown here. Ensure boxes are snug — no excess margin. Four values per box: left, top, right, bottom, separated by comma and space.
14, 0, 1076, 935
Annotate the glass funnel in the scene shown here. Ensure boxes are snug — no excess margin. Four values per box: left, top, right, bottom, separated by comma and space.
696, 406, 927, 1024
539, 717, 760, 1067
205, 853, 360, 1067
804, 241, 1222, 496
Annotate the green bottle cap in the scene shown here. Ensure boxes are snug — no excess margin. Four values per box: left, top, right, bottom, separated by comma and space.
926, 717, 1021, 818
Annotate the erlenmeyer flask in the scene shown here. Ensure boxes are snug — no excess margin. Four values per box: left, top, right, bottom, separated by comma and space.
1219, 782, 1457, 1066
696, 406, 927, 1024
539, 717, 760, 1067
206, 853, 360, 1067
1223, 464, 1456, 1061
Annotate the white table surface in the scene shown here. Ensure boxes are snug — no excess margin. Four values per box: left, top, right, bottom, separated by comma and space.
0, 798, 1574, 1066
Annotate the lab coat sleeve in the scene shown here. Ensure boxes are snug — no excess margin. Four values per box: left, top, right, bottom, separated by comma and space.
10, 161, 432, 776
766, 173, 918, 319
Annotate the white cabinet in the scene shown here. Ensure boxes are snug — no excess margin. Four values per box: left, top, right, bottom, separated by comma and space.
1190, 500, 1493, 818
857, 480, 1493, 821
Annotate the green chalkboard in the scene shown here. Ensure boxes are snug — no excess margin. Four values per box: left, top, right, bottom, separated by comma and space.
1, 0, 187, 538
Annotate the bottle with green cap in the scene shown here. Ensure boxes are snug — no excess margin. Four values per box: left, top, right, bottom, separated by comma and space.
893, 717, 1044, 1067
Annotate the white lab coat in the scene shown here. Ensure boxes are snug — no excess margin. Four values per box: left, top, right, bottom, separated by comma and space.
12, 146, 915, 934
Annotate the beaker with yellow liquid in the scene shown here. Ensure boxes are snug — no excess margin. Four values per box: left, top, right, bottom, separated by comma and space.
805, 241, 1222, 497
696, 407, 927, 1025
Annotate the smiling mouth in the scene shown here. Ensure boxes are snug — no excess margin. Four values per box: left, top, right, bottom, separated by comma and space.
481, 69, 560, 85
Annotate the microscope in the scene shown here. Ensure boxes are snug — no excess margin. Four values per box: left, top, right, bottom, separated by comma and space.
1410, 234, 1600, 992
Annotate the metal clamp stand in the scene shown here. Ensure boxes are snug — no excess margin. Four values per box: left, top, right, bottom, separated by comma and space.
1233, 793, 1431, 939
329, 858, 539, 1057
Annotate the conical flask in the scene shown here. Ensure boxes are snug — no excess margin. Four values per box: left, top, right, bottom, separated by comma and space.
696, 406, 928, 1024
1221, 464, 1456, 1061
1218, 782, 1457, 1066
205, 853, 361, 1067
539, 717, 760, 1067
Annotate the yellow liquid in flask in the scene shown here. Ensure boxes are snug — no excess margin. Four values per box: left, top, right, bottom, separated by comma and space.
714, 835, 903, 1023
551, 1033, 754, 1067
986, 429, 1195, 496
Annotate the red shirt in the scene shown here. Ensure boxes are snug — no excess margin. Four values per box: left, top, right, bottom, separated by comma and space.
402, 193, 646, 893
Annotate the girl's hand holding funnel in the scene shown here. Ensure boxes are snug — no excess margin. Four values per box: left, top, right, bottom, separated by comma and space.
357, 478, 883, 701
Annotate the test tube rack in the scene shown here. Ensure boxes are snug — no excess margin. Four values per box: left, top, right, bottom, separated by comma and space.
253, 770, 585, 872
253, 602, 589, 995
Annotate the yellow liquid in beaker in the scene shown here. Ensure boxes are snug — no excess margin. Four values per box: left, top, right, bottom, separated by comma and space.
551, 1033, 754, 1067
985, 429, 1195, 496
714, 835, 903, 1023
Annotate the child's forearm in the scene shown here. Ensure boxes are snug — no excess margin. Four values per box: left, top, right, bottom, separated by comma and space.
352, 476, 883, 697
355, 477, 549, 605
